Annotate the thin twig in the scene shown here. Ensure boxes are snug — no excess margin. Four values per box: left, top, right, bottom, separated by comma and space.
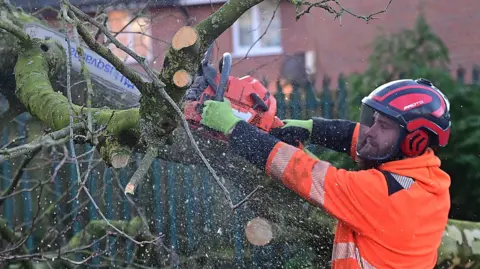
124, 146, 157, 195
0, 147, 41, 206
232, 185, 265, 209
71, 24, 96, 145
332, 0, 393, 23
106, 0, 152, 45
296, 0, 334, 20
110, 31, 170, 44
80, 184, 161, 245
50, 146, 69, 182
94, 13, 108, 41
0, 17, 30, 42
0, 135, 26, 149
66, 1, 237, 209
60, 4, 82, 184
233, 0, 281, 66
0, 123, 85, 163
65, 1, 161, 86
117, 170, 171, 258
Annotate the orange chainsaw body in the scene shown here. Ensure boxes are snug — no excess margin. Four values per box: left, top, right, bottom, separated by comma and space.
183, 75, 284, 140
183, 47, 285, 141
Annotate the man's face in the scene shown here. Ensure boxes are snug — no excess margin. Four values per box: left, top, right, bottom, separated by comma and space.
356, 111, 402, 167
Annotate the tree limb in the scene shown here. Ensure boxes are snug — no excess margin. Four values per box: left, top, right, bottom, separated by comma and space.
12, 39, 140, 166
0, 16, 30, 43
0, 123, 85, 163
125, 146, 157, 195
160, 0, 265, 100
62, 2, 153, 94
0, 147, 41, 205
0, 218, 34, 269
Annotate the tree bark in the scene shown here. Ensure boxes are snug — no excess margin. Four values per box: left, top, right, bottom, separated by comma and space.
437, 219, 480, 268
1, 1, 480, 267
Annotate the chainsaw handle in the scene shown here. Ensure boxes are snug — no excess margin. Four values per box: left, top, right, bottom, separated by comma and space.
215, 52, 232, 101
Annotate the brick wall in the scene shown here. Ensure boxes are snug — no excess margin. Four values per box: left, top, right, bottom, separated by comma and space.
145, 0, 480, 89
42, 0, 480, 90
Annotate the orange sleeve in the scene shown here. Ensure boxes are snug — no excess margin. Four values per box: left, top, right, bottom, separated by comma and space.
349, 123, 360, 161
266, 141, 388, 235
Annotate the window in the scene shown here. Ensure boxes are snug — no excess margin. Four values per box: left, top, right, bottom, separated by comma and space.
107, 10, 153, 64
232, 0, 282, 57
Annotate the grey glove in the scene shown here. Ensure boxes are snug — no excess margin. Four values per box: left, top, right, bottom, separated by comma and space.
183, 75, 209, 102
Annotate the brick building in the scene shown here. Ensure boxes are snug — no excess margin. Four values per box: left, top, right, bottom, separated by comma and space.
16, 0, 480, 92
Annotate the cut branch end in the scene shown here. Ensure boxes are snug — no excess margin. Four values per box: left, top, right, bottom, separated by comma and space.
173, 70, 193, 88
111, 153, 130, 168
172, 26, 198, 51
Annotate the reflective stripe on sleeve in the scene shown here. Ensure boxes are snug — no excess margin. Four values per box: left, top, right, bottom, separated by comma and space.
266, 143, 299, 179
309, 160, 330, 206
332, 242, 376, 269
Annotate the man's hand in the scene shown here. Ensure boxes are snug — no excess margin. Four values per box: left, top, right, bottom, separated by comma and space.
270, 119, 313, 146
200, 99, 242, 135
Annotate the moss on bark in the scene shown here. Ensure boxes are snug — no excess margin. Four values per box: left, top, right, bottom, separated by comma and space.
160, 0, 265, 101
14, 40, 140, 142
0, 218, 35, 269
67, 217, 146, 249
437, 219, 480, 267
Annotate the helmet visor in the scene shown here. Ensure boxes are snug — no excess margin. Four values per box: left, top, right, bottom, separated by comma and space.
356, 104, 403, 161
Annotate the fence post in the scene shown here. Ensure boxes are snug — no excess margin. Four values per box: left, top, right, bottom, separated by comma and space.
2, 127, 12, 229
17, 113, 34, 252
473, 65, 479, 85
104, 168, 117, 264
152, 160, 164, 236
68, 143, 80, 235
52, 146, 63, 232
85, 144, 99, 266
337, 74, 347, 119
290, 84, 302, 119
305, 82, 318, 118
184, 165, 195, 254
321, 75, 333, 119
275, 81, 286, 120
457, 66, 465, 85
119, 167, 133, 263
167, 162, 179, 269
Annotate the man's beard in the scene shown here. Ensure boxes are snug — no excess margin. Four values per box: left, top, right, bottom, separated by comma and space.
356, 157, 384, 170
356, 150, 404, 170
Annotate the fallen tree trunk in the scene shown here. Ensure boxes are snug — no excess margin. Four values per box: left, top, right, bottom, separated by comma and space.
437, 219, 480, 268
1, 1, 479, 268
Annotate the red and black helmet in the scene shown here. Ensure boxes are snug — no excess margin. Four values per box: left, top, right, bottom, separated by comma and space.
357, 78, 451, 161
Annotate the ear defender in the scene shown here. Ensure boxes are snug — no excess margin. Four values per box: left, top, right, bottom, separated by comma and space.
400, 129, 430, 157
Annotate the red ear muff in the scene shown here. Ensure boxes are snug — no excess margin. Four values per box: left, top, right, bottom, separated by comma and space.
400, 129, 430, 157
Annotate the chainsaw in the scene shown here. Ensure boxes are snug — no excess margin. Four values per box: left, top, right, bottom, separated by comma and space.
183, 44, 285, 140
182, 44, 317, 158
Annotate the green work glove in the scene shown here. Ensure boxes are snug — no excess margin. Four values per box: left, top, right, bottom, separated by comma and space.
270, 119, 313, 146
200, 99, 242, 135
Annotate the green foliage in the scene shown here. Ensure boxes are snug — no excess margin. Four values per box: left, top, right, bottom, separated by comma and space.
436, 83, 480, 221
321, 12, 480, 221
346, 13, 451, 121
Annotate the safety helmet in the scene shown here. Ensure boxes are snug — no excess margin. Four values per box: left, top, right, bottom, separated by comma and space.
356, 78, 451, 162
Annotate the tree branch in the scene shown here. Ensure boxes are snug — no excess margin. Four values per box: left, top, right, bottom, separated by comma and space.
0, 123, 85, 163
160, 0, 265, 100
0, 218, 34, 269
62, 3, 153, 93
124, 146, 157, 195
66, 3, 242, 209
0, 17, 30, 43
0, 147, 41, 205
293, 0, 393, 23
12, 39, 140, 165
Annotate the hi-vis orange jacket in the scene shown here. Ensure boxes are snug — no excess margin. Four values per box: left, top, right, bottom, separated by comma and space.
229, 118, 451, 269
